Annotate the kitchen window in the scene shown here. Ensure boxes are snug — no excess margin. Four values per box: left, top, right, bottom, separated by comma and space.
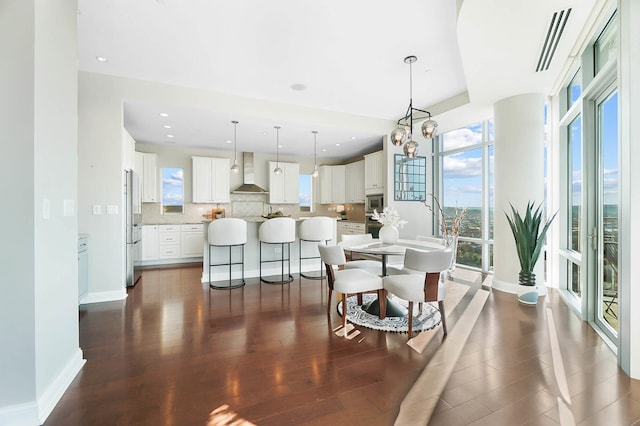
161, 167, 184, 214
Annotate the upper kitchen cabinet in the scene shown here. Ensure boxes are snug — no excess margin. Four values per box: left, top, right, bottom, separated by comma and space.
269, 161, 299, 204
319, 165, 346, 204
192, 156, 230, 203
135, 152, 158, 202
345, 160, 365, 203
364, 151, 385, 195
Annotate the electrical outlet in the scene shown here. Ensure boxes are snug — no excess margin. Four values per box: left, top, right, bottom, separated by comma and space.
92, 205, 103, 215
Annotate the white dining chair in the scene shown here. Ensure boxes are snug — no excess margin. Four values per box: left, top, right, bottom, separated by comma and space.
318, 243, 386, 332
382, 248, 453, 339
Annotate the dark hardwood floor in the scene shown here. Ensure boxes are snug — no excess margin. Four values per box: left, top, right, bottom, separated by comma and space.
45, 264, 640, 425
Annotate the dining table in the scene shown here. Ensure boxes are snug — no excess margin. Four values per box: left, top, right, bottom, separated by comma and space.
338, 238, 446, 318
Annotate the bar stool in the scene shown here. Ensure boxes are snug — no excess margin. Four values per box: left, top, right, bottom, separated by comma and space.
259, 217, 296, 284
208, 218, 247, 289
299, 216, 334, 279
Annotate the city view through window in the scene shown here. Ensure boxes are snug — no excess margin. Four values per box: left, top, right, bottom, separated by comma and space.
440, 122, 492, 270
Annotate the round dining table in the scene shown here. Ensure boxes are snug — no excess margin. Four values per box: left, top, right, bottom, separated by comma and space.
338, 238, 445, 318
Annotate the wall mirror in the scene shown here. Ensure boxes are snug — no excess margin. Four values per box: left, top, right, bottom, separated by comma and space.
394, 154, 426, 201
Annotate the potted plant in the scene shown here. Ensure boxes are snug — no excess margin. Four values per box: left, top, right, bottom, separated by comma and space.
505, 201, 556, 304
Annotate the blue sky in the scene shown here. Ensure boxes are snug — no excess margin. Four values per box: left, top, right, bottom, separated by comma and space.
162, 167, 184, 206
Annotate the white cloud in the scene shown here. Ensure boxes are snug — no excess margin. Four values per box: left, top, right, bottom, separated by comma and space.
443, 155, 482, 178
442, 127, 482, 150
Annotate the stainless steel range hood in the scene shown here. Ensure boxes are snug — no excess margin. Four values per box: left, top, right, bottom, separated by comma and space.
232, 152, 269, 193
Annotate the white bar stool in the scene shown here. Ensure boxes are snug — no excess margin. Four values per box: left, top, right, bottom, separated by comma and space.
208, 218, 247, 290
299, 216, 334, 279
259, 217, 296, 284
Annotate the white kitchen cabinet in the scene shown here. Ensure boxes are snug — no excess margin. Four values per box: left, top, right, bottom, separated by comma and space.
345, 160, 365, 203
181, 224, 204, 257
319, 165, 346, 204
192, 156, 230, 203
141, 225, 159, 260
337, 221, 365, 242
158, 224, 181, 259
364, 151, 385, 194
269, 162, 299, 204
135, 152, 158, 202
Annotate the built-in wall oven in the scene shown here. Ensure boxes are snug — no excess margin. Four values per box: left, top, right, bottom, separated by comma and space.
365, 217, 382, 239
365, 193, 384, 238
366, 193, 384, 214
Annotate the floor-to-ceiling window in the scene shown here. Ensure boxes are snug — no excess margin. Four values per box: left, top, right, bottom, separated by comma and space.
436, 120, 493, 272
557, 12, 618, 344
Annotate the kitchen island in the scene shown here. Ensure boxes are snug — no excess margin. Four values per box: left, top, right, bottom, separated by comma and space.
201, 217, 337, 284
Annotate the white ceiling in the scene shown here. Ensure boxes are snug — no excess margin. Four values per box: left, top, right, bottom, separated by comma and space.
77, 0, 603, 159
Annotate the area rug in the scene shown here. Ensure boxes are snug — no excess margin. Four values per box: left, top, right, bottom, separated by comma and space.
337, 294, 442, 333
336, 281, 471, 352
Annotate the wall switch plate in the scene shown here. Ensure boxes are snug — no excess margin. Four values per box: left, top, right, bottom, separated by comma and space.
43, 199, 50, 219
92, 205, 103, 215
106, 205, 118, 215
64, 200, 75, 217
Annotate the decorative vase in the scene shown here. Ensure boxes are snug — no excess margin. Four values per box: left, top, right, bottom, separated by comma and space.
444, 234, 458, 272
517, 271, 538, 304
379, 225, 399, 244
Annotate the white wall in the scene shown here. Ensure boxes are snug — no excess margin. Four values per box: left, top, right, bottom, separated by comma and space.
0, 0, 84, 424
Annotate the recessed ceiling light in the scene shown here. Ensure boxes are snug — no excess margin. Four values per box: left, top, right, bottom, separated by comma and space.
163, 125, 172, 129
226, 140, 232, 144
335, 143, 341, 147
351, 136, 357, 140
167, 134, 174, 138
278, 145, 283, 148
290, 83, 307, 91
96, 56, 108, 62
159, 113, 169, 117
321, 149, 327, 152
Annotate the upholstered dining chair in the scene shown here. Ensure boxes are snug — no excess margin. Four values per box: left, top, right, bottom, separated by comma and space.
318, 243, 386, 332
340, 233, 383, 275
382, 248, 453, 339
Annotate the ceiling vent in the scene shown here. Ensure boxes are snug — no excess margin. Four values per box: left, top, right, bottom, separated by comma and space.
535, 8, 572, 72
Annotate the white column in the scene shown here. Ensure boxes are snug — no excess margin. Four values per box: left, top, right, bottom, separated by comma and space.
492, 93, 546, 295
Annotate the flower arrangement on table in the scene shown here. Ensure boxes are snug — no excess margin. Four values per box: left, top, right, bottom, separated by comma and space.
423, 193, 467, 238
372, 207, 407, 244
371, 206, 408, 228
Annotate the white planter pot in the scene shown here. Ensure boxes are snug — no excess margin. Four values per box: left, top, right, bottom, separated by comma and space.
517, 285, 540, 305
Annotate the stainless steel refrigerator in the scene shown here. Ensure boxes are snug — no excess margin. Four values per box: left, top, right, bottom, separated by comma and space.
125, 169, 142, 287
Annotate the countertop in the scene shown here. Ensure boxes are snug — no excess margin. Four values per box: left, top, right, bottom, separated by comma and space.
78, 233, 90, 239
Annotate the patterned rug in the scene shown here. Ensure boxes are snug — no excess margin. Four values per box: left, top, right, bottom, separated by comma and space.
337, 294, 442, 333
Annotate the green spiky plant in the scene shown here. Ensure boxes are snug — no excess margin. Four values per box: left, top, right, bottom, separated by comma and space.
505, 202, 557, 286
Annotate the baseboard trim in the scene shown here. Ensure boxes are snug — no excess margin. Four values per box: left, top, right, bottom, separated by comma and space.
492, 279, 548, 296
0, 401, 39, 426
80, 289, 127, 304
0, 349, 85, 426
201, 264, 322, 283
38, 349, 85, 424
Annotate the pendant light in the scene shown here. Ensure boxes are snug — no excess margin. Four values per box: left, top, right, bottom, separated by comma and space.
230, 120, 240, 173
273, 126, 283, 175
311, 130, 319, 178
390, 55, 438, 158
